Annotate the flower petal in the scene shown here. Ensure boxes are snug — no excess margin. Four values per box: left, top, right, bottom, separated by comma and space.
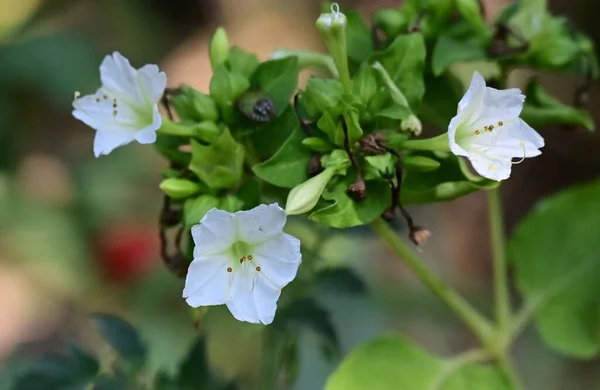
226, 269, 261, 324
469, 155, 512, 181
93, 129, 136, 157
100, 52, 143, 104
191, 208, 237, 256
183, 254, 230, 307
251, 275, 280, 325
234, 203, 287, 244
134, 106, 162, 144
458, 71, 486, 114
137, 64, 167, 104
478, 87, 525, 122
252, 233, 301, 289
448, 114, 471, 158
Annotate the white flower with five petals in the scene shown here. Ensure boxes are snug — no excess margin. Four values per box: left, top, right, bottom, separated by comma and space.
448, 72, 544, 181
72, 52, 167, 157
183, 203, 302, 325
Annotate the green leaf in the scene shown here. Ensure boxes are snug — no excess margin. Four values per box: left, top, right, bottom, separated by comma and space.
456, 0, 489, 38
346, 11, 374, 66
370, 33, 427, 111
317, 105, 363, 147
325, 336, 513, 390
365, 154, 395, 176
510, 179, 600, 358
226, 47, 260, 79
249, 105, 298, 157
178, 337, 213, 390
431, 36, 487, 76
251, 57, 298, 115
220, 195, 244, 213
353, 63, 378, 106
159, 178, 202, 199
189, 128, 245, 189
209, 65, 250, 121
401, 152, 498, 204
170, 85, 219, 122
92, 314, 147, 368
253, 128, 312, 188
302, 137, 335, 152
184, 195, 221, 226
302, 78, 345, 118
376, 105, 412, 121
309, 177, 390, 228
520, 79, 594, 131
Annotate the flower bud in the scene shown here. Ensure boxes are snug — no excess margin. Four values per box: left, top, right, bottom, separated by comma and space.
170, 86, 219, 122
160, 178, 202, 199
316, 3, 352, 93
209, 27, 230, 71
401, 114, 423, 136
285, 167, 337, 215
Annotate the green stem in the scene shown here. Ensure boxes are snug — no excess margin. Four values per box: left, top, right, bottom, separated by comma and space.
401, 133, 450, 151
488, 187, 511, 333
372, 61, 409, 107
498, 355, 524, 390
158, 119, 197, 137
371, 219, 494, 346
269, 49, 339, 77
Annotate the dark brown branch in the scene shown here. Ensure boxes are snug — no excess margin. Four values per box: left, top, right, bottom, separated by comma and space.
339, 115, 366, 201
293, 93, 313, 136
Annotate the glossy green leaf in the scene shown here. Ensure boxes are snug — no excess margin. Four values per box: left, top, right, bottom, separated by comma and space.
92, 314, 147, 368
326, 336, 513, 390
249, 105, 298, 157
209, 65, 250, 121
309, 177, 390, 228
251, 57, 298, 115
170, 85, 219, 122
226, 47, 260, 79
370, 33, 426, 110
431, 36, 487, 76
510, 179, 600, 358
253, 128, 312, 188
346, 11, 374, 66
302, 78, 345, 118
189, 128, 245, 189
302, 137, 335, 152
353, 63, 378, 106
401, 152, 498, 204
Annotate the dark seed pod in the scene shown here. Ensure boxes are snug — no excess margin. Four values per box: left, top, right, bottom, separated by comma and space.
237, 90, 276, 123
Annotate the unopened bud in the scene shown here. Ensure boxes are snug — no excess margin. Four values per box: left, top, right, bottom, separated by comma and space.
160, 178, 202, 199
348, 179, 366, 201
285, 167, 336, 215
401, 114, 423, 136
359, 133, 388, 155
209, 27, 230, 71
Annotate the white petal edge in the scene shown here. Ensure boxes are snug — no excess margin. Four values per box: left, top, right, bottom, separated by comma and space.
457, 71, 486, 114
93, 129, 136, 157
191, 208, 237, 256
252, 233, 302, 289
137, 64, 167, 104
134, 105, 162, 144
234, 203, 287, 244
183, 254, 230, 307
251, 275, 280, 325
469, 155, 512, 181
226, 269, 261, 324
99, 52, 142, 103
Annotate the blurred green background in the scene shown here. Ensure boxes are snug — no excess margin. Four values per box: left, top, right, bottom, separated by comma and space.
0, 0, 599, 389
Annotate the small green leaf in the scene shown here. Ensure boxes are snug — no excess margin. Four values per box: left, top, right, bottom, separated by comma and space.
209, 28, 230, 71
376, 105, 412, 121
226, 47, 260, 79
251, 57, 298, 115
249, 105, 298, 157
209, 65, 250, 121
184, 195, 221, 226
92, 314, 147, 368
302, 78, 344, 118
353, 63, 378, 106
325, 336, 513, 390
402, 155, 441, 172
510, 179, 600, 358
309, 177, 390, 228
456, 0, 489, 38
220, 195, 244, 213
253, 128, 312, 188
321, 149, 351, 173
302, 137, 335, 152
170, 85, 220, 122
189, 128, 245, 189
370, 33, 427, 111
365, 154, 395, 176
431, 36, 487, 76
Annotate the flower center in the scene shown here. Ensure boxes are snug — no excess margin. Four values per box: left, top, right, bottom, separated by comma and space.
230, 241, 256, 271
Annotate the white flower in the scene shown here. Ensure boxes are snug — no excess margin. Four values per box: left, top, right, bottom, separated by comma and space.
183, 203, 302, 325
448, 71, 544, 181
72, 52, 167, 157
